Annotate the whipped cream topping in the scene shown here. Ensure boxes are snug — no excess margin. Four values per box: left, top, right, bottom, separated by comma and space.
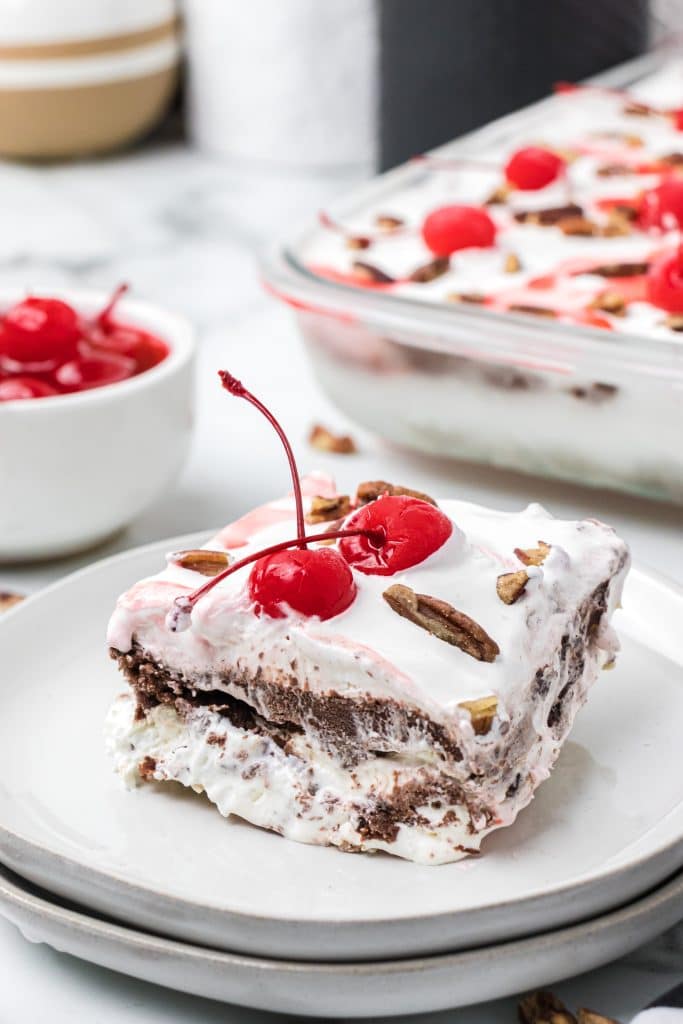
107, 476, 629, 725
301, 61, 683, 340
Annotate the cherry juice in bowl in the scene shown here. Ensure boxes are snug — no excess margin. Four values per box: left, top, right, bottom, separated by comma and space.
0, 286, 169, 402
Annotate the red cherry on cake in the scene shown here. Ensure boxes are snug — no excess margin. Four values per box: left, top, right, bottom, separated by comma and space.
0, 375, 59, 401
504, 147, 565, 191
249, 547, 356, 620
646, 246, 683, 312
55, 351, 136, 391
639, 177, 683, 232
2, 296, 80, 366
422, 205, 497, 257
339, 495, 452, 575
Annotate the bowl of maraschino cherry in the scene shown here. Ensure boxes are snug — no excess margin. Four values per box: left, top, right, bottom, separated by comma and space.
0, 285, 195, 561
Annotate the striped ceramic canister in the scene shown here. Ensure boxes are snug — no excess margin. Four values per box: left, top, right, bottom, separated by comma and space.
0, 0, 180, 159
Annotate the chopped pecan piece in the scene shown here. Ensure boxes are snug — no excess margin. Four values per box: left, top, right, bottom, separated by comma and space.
600, 208, 634, 237
508, 304, 557, 318
514, 203, 583, 226
664, 313, 683, 331
660, 151, 683, 166
569, 382, 618, 403
172, 549, 231, 576
375, 214, 404, 230
592, 130, 642, 147
577, 1011, 621, 1024
610, 203, 639, 222
519, 991, 577, 1024
504, 251, 522, 273
558, 216, 597, 236
553, 147, 580, 163
356, 480, 437, 506
596, 163, 633, 177
352, 261, 395, 284
305, 494, 351, 524
409, 257, 450, 283
458, 695, 498, 735
447, 291, 487, 304
514, 541, 551, 566
623, 100, 652, 116
496, 570, 529, 605
589, 290, 626, 315
383, 584, 500, 662
346, 235, 371, 250
0, 591, 24, 613
586, 261, 648, 278
485, 183, 512, 205
309, 423, 358, 454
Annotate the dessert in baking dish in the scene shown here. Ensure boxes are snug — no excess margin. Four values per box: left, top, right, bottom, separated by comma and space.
106, 375, 629, 864
265, 63, 683, 504
306, 66, 683, 335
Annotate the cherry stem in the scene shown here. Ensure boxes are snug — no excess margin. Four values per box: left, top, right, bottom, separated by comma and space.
168, 524, 385, 628
319, 210, 410, 240
97, 283, 129, 330
219, 371, 306, 546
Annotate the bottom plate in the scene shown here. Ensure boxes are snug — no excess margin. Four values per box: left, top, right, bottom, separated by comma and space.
0, 865, 681, 1018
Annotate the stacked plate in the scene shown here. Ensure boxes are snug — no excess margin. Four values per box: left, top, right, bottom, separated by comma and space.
0, 535, 681, 1017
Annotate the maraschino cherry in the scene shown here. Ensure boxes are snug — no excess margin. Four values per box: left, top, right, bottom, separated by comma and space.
422, 205, 497, 256
504, 146, 565, 191
55, 351, 136, 391
646, 242, 683, 312
339, 494, 452, 575
639, 177, 683, 232
1, 296, 80, 367
416, 145, 566, 192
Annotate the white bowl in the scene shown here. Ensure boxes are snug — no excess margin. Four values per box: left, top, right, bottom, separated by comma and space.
0, 287, 195, 561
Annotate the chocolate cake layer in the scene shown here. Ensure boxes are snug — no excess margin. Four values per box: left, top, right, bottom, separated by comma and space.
110, 643, 465, 768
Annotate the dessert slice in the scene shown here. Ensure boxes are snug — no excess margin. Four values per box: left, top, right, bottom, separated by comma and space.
106, 374, 629, 865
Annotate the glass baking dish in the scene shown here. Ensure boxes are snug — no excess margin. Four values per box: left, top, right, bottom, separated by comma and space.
262, 50, 683, 504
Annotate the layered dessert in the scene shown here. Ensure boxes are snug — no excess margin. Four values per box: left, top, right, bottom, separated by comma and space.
274, 60, 683, 503
106, 374, 629, 864
304, 64, 683, 335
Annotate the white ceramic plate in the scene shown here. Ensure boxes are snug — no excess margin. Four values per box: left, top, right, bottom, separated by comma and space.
1, 863, 682, 1017
0, 535, 681, 963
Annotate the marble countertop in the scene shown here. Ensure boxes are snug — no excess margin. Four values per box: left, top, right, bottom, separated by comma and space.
0, 142, 681, 1021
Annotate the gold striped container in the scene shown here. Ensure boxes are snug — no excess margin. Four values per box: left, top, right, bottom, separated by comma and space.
0, 0, 180, 159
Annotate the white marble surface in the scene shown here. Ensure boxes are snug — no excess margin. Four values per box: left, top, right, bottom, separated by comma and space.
0, 143, 681, 1020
